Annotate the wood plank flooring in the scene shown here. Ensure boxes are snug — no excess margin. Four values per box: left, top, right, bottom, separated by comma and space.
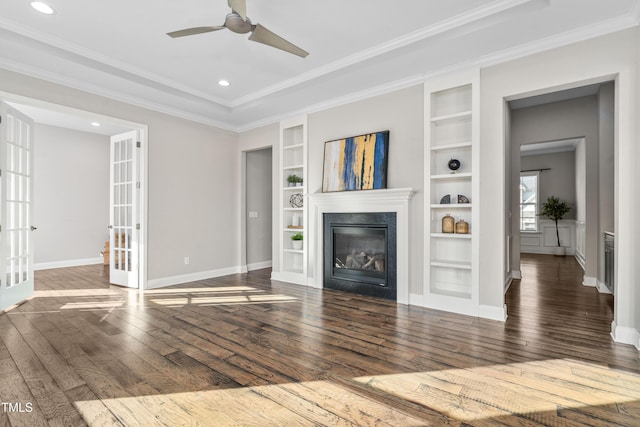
1, 254, 639, 426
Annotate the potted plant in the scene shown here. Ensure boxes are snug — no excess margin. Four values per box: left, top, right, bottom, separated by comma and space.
295, 175, 303, 186
287, 174, 299, 187
291, 233, 303, 250
539, 195, 571, 256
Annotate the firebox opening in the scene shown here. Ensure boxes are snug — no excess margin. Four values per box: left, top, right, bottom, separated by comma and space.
332, 226, 387, 286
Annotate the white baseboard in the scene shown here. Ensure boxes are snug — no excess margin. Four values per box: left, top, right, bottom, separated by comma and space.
34, 257, 103, 271
521, 247, 576, 256
504, 271, 521, 294
611, 321, 640, 350
409, 293, 425, 306
247, 260, 272, 271
596, 280, 612, 294
575, 251, 586, 271
146, 266, 243, 289
479, 304, 508, 322
582, 276, 597, 287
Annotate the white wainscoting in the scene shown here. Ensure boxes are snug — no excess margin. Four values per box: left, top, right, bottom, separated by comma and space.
520, 219, 576, 256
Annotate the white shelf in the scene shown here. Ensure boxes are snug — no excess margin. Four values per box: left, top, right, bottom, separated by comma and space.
431, 141, 472, 151
425, 72, 479, 310
431, 203, 472, 209
284, 249, 304, 254
278, 116, 308, 286
431, 260, 472, 270
431, 172, 472, 180
431, 111, 472, 124
283, 164, 304, 170
431, 288, 472, 300
431, 233, 472, 239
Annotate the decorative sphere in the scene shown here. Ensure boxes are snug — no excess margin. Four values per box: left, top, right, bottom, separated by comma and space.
448, 158, 461, 171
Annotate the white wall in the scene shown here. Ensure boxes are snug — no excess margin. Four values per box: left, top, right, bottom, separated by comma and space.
33, 124, 109, 268
307, 85, 425, 294
0, 68, 241, 285
481, 27, 638, 343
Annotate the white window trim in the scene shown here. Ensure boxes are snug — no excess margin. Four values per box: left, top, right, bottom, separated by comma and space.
520, 171, 539, 232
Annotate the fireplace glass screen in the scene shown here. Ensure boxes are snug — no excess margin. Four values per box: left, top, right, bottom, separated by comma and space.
332, 227, 387, 285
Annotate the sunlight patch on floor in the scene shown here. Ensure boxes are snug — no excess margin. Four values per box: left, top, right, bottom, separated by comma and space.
142, 286, 260, 294
33, 289, 123, 298
355, 358, 640, 423
149, 293, 297, 307
73, 358, 640, 426
74, 380, 426, 426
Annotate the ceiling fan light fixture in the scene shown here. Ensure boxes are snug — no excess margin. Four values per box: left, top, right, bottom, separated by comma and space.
30, 1, 55, 15
218, 80, 230, 87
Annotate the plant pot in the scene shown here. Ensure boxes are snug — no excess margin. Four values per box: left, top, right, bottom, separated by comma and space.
554, 246, 566, 256
292, 240, 303, 250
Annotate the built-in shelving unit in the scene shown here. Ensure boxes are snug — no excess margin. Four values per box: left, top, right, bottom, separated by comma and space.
424, 70, 480, 315
272, 116, 308, 285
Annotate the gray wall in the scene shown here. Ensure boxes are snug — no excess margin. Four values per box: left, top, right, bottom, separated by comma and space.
246, 148, 272, 268
308, 85, 424, 294
510, 96, 599, 278
520, 150, 577, 219
33, 124, 109, 266
0, 68, 239, 283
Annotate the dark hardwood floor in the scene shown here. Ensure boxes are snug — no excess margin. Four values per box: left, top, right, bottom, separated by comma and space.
1, 254, 639, 426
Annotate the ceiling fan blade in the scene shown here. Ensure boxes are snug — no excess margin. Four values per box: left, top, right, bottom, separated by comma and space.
167, 26, 225, 38
249, 24, 309, 58
227, 0, 247, 20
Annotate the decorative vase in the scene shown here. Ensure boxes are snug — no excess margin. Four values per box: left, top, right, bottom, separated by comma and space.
292, 240, 303, 250
442, 214, 454, 234
455, 219, 469, 234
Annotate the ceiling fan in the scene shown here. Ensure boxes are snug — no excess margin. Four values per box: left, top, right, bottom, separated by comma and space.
167, 0, 309, 58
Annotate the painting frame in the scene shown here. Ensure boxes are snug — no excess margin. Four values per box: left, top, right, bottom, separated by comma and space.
322, 130, 389, 193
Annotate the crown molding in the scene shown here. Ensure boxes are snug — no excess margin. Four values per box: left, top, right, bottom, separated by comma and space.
235, 74, 426, 133
0, 17, 231, 107
230, 0, 546, 108
0, 58, 239, 132
475, 12, 640, 69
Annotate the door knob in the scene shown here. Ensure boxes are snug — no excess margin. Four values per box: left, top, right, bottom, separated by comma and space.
31, 226, 38, 231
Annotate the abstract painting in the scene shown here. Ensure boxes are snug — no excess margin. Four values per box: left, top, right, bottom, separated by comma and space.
322, 130, 389, 192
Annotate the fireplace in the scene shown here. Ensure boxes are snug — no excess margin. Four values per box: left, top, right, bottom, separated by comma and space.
323, 212, 397, 300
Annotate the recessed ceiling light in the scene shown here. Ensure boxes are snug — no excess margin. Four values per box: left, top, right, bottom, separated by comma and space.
91, 122, 101, 127
218, 80, 230, 87
30, 2, 56, 15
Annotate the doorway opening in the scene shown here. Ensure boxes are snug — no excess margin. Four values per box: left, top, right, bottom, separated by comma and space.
1, 93, 148, 297
242, 147, 273, 272
505, 80, 615, 312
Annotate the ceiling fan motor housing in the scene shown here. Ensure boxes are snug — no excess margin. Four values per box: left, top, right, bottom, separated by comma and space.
225, 13, 252, 34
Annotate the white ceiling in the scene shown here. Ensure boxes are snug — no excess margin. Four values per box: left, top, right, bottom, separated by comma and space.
1, 0, 639, 132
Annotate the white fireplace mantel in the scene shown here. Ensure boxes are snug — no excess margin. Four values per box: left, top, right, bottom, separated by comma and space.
307, 188, 414, 304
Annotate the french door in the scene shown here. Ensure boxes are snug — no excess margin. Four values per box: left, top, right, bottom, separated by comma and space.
109, 130, 139, 288
0, 102, 35, 311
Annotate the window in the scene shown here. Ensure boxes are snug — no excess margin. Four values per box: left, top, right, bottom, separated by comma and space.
520, 172, 538, 231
